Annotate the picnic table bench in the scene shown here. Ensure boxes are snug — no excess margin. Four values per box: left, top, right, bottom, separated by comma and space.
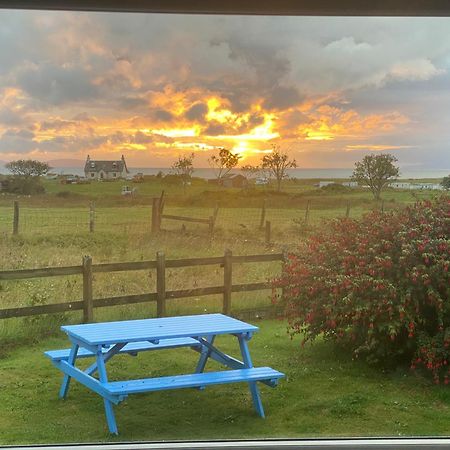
45, 313, 284, 434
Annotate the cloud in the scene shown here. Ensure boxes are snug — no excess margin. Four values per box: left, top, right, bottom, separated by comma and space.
389, 59, 443, 81
185, 102, 208, 121
1, 12, 450, 167
0, 107, 26, 126
346, 144, 414, 151
0, 128, 36, 153
17, 64, 99, 106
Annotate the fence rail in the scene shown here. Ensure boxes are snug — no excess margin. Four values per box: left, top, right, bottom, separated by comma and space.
0, 251, 284, 321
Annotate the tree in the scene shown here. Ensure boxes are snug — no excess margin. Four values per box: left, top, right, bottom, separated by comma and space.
240, 164, 261, 180
171, 153, 195, 192
351, 153, 399, 200
261, 145, 296, 191
5, 159, 50, 177
208, 148, 241, 180
441, 175, 450, 190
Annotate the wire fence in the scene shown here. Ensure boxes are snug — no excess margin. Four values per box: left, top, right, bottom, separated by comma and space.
1, 199, 406, 241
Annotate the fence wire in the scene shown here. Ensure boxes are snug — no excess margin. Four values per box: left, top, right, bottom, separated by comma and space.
1, 200, 407, 240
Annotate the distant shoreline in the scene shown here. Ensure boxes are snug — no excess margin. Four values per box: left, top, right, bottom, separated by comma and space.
0, 166, 448, 180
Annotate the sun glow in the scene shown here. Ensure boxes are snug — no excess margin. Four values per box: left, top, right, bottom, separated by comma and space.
150, 127, 200, 138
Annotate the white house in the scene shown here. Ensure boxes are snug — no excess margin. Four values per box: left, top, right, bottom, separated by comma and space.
318, 181, 336, 188
389, 182, 412, 190
84, 155, 129, 180
413, 183, 443, 191
342, 181, 358, 187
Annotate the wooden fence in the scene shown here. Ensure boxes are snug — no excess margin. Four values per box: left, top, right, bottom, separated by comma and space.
0, 250, 284, 321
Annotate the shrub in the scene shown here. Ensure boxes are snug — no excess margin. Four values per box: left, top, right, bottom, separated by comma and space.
320, 183, 350, 193
273, 197, 449, 381
5, 176, 45, 194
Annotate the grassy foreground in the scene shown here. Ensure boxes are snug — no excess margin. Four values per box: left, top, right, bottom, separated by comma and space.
1, 319, 450, 445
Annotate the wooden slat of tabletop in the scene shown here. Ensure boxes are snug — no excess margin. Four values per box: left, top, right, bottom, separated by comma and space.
61, 313, 258, 346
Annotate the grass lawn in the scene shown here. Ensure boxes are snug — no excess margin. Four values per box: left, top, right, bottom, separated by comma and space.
1, 319, 450, 445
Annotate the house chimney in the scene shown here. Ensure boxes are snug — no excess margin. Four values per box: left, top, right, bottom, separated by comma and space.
86, 154, 90, 161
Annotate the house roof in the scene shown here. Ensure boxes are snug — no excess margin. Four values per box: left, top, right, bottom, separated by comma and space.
84, 159, 129, 174
222, 173, 246, 180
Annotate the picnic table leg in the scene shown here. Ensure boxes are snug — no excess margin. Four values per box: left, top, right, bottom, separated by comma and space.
59, 343, 79, 399
96, 346, 119, 435
195, 335, 215, 373
238, 335, 265, 418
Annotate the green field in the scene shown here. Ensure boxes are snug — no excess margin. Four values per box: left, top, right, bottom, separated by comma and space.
0, 177, 447, 444
2, 320, 450, 444
0, 176, 440, 238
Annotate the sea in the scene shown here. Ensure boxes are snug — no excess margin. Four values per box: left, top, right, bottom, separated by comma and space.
0, 166, 448, 180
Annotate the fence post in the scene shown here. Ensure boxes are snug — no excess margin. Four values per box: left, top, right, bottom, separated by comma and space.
89, 202, 95, 233
265, 220, 271, 245
213, 203, 219, 226
381, 200, 385, 213
82, 255, 93, 323
223, 249, 232, 315
159, 190, 165, 216
259, 199, 266, 230
156, 251, 166, 317
305, 200, 310, 225
152, 198, 161, 233
209, 216, 214, 237
345, 201, 350, 218
281, 249, 288, 300
13, 201, 19, 235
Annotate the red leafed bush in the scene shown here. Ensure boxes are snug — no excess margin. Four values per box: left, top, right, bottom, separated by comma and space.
273, 197, 449, 381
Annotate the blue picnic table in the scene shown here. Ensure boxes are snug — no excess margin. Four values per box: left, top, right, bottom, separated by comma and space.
45, 313, 284, 434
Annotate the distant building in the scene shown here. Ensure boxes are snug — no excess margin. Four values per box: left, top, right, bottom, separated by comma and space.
219, 173, 248, 188
255, 177, 269, 185
414, 183, 443, 190
389, 182, 412, 190
207, 174, 248, 188
342, 181, 358, 188
318, 181, 336, 188
84, 155, 129, 180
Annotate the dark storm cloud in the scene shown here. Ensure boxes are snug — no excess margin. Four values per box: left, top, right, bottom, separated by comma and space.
0, 107, 26, 126
72, 112, 96, 122
263, 86, 304, 111
17, 64, 99, 106
40, 119, 77, 131
153, 109, 174, 122
134, 131, 153, 144
247, 114, 265, 127
118, 96, 148, 109
37, 134, 108, 152
0, 128, 36, 153
185, 103, 208, 122
204, 122, 226, 136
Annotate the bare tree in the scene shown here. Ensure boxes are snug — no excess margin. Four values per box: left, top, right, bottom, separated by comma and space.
208, 148, 241, 180
351, 153, 399, 200
261, 145, 297, 191
171, 153, 195, 193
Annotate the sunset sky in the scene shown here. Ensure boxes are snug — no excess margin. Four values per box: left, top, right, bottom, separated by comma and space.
0, 11, 450, 169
